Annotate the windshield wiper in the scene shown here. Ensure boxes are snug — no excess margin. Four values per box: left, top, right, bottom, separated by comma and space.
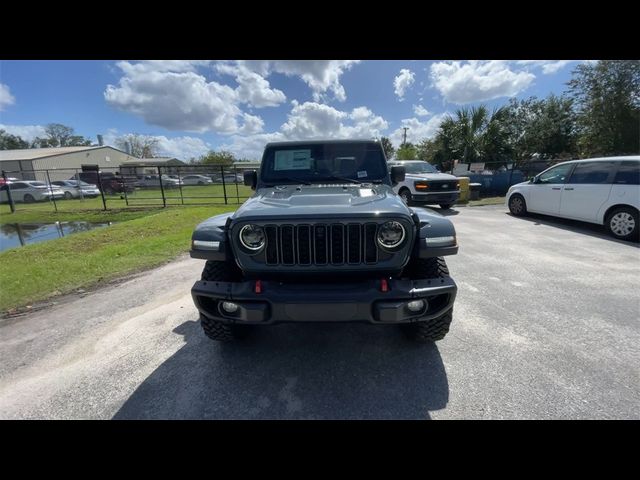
318, 174, 362, 184
264, 176, 311, 186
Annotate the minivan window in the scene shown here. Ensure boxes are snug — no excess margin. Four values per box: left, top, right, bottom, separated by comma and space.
614, 161, 640, 185
538, 163, 573, 184
567, 161, 615, 184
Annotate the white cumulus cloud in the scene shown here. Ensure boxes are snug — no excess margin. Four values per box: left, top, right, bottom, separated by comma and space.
0, 84, 16, 111
215, 62, 286, 108
102, 128, 211, 160
241, 60, 359, 102
413, 104, 430, 117
389, 113, 449, 148
0, 123, 46, 142
221, 101, 388, 160
394, 69, 415, 100
105, 62, 243, 134
430, 61, 535, 104
516, 60, 574, 74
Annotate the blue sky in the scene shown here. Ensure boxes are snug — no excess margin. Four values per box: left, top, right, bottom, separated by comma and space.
0, 60, 581, 160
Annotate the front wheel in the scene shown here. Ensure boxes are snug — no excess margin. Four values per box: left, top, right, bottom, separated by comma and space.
606, 207, 638, 241
399, 188, 412, 205
439, 203, 453, 210
508, 194, 527, 216
23, 194, 35, 203
64, 191, 73, 199
199, 260, 250, 342
401, 257, 454, 342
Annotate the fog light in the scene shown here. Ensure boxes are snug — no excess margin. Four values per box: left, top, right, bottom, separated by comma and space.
221, 301, 239, 313
407, 300, 426, 312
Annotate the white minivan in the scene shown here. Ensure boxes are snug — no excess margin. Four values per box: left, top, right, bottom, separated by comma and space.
506, 156, 640, 241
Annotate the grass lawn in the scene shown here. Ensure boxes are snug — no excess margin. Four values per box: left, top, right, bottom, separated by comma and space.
0, 205, 238, 313
0, 184, 253, 221
466, 196, 506, 207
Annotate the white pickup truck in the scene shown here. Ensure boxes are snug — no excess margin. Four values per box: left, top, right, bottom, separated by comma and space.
388, 160, 460, 209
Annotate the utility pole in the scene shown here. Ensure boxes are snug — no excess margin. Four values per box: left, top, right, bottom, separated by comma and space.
402, 127, 409, 145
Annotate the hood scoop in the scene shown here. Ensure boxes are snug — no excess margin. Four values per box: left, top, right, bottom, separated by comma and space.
260, 185, 384, 207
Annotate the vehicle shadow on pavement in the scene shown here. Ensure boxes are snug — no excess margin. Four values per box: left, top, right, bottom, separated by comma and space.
413, 206, 460, 217
113, 319, 449, 420
509, 212, 640, 246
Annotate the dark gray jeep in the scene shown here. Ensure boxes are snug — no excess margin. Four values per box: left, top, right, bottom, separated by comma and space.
190, 140, 458, 342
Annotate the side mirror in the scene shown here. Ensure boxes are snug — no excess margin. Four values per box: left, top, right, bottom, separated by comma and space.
244, 170, 257, 190
390, 166, 405, 184
531, 175, 539, 184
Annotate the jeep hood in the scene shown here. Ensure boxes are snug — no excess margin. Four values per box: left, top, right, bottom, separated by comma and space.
232, 184, 411, 220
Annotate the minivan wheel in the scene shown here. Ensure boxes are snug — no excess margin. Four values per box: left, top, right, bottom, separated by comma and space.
606, 207, 638, 241
23, 194, 35, 203
508, 194, 527, 216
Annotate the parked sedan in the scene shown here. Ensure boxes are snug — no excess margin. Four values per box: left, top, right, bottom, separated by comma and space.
51, 180, 101, 199
138, 175, 181, 188
0, 181, 65, 203
180, 174, 213, 186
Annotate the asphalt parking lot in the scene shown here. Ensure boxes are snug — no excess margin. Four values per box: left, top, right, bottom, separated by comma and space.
1, 204, 638, 419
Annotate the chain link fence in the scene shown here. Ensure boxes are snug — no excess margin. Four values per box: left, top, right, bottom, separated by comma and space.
1, 164, 257, 213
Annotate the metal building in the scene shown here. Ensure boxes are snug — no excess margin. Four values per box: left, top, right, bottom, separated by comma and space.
0, 146, 140, 182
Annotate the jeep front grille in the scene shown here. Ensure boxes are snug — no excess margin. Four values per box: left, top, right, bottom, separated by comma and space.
264, 223, 379, 266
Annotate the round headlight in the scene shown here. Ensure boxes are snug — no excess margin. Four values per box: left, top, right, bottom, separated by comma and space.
239, 224, 265, 251
377, 221, 406, 249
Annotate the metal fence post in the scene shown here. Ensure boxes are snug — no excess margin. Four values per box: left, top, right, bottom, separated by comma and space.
45, 169, 58, 213
221, 165, 228, 205
97, 170, 108, 211
177, 166, 184, 205
75, 169, 84, 201
2, 170, 16, 213
234, 166, 240, 203
157, 166, 166, 208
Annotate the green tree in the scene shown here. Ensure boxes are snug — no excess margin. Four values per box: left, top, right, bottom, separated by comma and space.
115, 134, 160, 158
504, 95, 577, 162
198, 150, 236, 166
31, 123, 92, 148
395, 142, 418, 160
380, 136, 395, 160
0, 129, 30, 150
568, 60, 640, 156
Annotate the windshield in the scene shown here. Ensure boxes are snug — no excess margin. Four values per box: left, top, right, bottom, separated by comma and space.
399, 162, 438, 174
260, 143, 388, 185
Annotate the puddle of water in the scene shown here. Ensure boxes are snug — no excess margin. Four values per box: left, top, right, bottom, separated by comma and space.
0, 221, 113, 252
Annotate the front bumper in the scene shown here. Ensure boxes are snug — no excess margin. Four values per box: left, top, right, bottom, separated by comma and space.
412, 191, 459, 204
192, 276, 457, 325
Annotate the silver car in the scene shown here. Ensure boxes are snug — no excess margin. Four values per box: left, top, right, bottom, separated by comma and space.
180, 174, 213, 186
51, 180, 101, 199
0, 181, 65, 203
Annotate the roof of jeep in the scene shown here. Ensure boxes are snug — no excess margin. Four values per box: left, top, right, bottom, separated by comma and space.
264, 139, 380, 148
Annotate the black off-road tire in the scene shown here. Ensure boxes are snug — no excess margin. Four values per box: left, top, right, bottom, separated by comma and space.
401, 257, 454, 343
508, 194, 527, 216
439, 203, 453, 210
199, 260, 249, 342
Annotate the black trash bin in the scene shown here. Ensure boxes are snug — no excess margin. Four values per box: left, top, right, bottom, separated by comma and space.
469, 183, 481, 200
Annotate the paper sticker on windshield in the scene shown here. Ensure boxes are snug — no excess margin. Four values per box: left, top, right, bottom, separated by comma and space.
357, 170, 367, 178
274, 150, 312, 170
